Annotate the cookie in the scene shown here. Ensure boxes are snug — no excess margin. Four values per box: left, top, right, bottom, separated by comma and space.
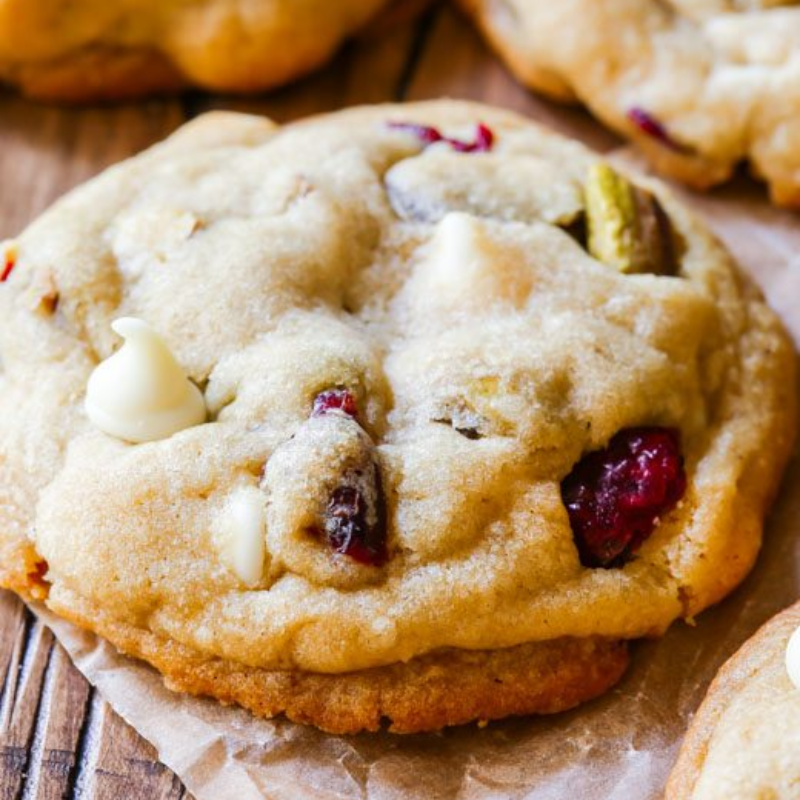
0, 100, 795, 732
456, 0, 800, 206
0, 0, 390, 101
667, 601, 800, 799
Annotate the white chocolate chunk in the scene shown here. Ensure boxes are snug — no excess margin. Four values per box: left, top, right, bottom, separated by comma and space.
218, 487, 267, 587
428, 212, 491, 290
786, 624, 800, 691
85, 317, 206, 443
408, 212, 534, 311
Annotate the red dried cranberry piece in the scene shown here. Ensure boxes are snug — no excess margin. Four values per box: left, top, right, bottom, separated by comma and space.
388, 122, 444, 146
388, 121, 494, 153
561, 427, 686, 568
627, 107, 691, 155
312, 389, 358, 419
324, 473, 386, 566
448, 123, 494, 153
0, 253, 16, 283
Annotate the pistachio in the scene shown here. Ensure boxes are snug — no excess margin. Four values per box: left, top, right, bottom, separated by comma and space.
585, 163, 677, 276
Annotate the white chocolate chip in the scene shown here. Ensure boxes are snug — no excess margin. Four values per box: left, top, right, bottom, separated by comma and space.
427, 212, 488, 289
786, 623, 800, 691
409, 212, 533, 310
218, 487, 266, 587
85, 317, 206, 443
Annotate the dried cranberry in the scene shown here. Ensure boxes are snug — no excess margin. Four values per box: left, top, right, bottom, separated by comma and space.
388, 122, 444, 146
561, 427, 686, 568
312, 389, 358, 419
448, 123, 494, 153
0, 253, 16, 283
29, 559, 48, 584
324, 473, 386, 566
388, 121, 494, 153
627, 107, 691, 155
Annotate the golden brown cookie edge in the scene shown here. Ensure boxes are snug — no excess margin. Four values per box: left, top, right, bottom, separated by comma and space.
0, 46, 187, 103
665, 601, 800, 800
0, 0, 413, 103
46, 597, 629, 735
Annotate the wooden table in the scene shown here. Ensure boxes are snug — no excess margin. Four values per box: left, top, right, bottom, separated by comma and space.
0, 4, 621, 797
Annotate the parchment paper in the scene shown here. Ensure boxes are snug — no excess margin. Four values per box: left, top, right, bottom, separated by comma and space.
30, 153, 800, 800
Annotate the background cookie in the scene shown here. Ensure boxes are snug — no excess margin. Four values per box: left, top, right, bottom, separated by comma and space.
0, 0, 392, 101
666, 601, 800, 800
0, 100, 795, 732
456, 0, 800, 206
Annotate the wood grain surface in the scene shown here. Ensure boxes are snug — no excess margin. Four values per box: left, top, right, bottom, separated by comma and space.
0, 4, 617, 798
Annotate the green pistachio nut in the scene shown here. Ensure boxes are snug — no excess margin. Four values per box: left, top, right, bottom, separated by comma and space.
585, 163, 677, 276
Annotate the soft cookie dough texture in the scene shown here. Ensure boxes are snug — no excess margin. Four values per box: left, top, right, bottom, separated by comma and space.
0, 101, 795, 733
667, 602, 800, 800
0, 0, 389, 100
457, 0, 800, 206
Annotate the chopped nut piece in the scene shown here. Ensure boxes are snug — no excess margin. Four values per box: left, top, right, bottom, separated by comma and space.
30, 273, 60, 315
431, 377, 517, 440
585, 163, 677, 276
432, 399, 489, 440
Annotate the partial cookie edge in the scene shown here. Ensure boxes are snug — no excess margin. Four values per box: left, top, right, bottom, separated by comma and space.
665, 600, 800, 800
0, 0, 404, 103
0, 46, 187, 103
454, 0, 800, 207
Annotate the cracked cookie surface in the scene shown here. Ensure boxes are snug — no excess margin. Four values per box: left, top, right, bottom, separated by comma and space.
0, 0, 389, 101
456, 0, 800, 206
0, 100, 794, 731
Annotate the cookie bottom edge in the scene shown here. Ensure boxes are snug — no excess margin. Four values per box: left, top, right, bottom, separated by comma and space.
46, 599, 629, 734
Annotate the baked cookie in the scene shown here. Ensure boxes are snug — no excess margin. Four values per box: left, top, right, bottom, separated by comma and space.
456, 0, 800, 206
667, 601, 800, 799
0, 100, 795, 733
0, 0, 391, 101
